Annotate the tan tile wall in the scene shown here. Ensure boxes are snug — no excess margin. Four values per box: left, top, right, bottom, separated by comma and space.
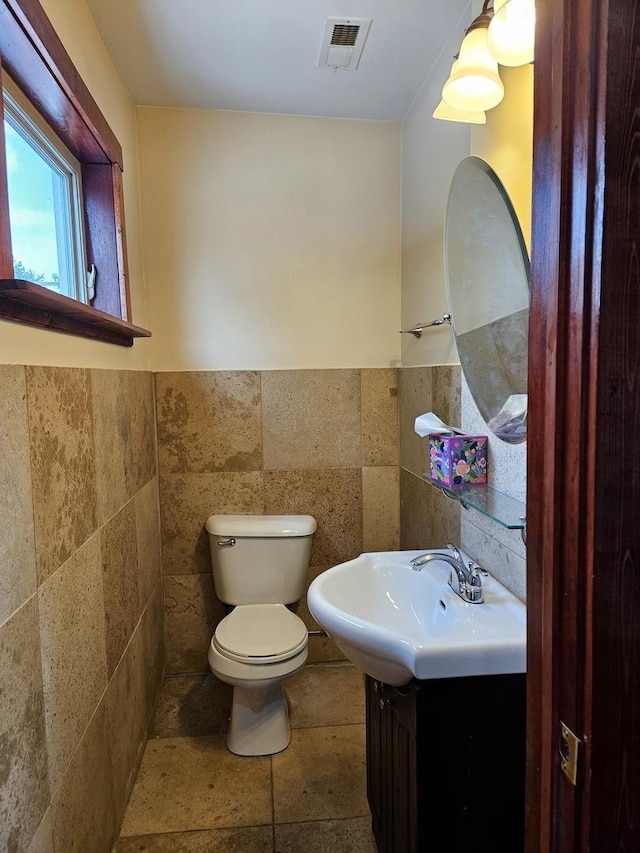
400, 365, 527, 596
156, 368, 400, 674
0, 365, 163, 853
398, 366, 462, 549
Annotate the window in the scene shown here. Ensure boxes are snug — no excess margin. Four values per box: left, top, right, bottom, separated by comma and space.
4, 75, 90, 302
0, 0, 150, 346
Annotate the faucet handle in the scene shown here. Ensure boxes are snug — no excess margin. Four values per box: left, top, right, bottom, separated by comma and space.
468, 564, 489, 583
463, 564, 488, 603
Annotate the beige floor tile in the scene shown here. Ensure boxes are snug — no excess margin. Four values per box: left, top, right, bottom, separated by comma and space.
120, 736, 272, 836
272, 726, 368, 824
116, 825, 273, 852
286, 664, 364, 729
150, 674, 232, 739
275, 817, 376, 852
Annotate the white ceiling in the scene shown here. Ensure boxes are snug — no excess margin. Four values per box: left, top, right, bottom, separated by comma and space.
85, 0, 470, 121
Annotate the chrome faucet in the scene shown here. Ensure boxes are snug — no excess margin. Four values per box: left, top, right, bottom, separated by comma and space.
410, 544, 487, 604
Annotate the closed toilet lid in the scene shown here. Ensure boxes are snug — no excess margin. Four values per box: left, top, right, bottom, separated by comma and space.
215, 604, 308, 663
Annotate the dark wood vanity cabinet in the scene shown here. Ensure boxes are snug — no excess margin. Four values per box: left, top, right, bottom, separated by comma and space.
365, 673, 526, 853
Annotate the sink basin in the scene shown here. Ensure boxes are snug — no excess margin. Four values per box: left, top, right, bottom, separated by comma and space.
307, 548, 526, 686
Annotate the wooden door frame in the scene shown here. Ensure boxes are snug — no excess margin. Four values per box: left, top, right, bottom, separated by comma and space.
527, 0, 640, 849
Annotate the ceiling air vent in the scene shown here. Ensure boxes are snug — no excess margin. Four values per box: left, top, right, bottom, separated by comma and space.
318, 17, 372, 71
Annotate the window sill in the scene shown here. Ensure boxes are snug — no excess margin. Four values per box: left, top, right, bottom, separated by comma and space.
0, 279, 151, 346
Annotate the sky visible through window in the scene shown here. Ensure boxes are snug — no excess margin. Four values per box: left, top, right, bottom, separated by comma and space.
4, 117, 64, 290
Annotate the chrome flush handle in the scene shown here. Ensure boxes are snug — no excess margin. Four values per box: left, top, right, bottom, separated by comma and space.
216, 537, 236, 547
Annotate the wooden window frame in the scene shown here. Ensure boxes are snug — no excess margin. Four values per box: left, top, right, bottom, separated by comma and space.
0, 0, 150, 346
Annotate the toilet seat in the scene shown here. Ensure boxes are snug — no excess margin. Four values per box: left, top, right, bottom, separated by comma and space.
214, 604, 308, 664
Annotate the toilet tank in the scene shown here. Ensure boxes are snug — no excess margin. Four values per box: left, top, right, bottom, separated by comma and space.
205, 514, 317, 605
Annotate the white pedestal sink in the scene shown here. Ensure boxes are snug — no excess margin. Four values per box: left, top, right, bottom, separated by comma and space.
307, 548, 526, 686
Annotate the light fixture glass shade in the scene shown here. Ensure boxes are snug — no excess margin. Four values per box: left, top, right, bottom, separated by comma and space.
442, 28, 504, 112
432, 99, 486, 124
487, 0, 535, 66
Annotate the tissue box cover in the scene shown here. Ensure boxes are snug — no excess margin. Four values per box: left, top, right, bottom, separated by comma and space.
428, 434, 488, 487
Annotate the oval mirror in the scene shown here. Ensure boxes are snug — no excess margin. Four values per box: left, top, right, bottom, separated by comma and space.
445, 156, 530, 444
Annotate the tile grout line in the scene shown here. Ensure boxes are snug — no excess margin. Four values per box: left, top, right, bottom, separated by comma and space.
119, 665, 367, 840
118, 814, 373, 845
149, 720, 366, 746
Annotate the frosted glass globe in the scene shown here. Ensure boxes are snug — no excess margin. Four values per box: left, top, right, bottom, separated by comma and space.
488, 0, 535, 67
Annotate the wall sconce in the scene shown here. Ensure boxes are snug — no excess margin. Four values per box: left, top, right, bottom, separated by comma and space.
433, 0, 535, 124
442, 5, 504, 113
488, 0, 535, 66
433, 98, 486, 124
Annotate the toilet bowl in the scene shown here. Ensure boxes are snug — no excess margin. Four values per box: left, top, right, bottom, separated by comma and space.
208, 603, 308, 755
205, 514, 316, 756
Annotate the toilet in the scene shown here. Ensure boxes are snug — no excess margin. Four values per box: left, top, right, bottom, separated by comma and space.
205, 513, 317, 756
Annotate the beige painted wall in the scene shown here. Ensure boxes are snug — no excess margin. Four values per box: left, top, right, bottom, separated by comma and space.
137, 108, 401, 372
399, 1, 533, 601
462, 20, 533, 600
400, 5, 471, 368
400, 2, 533, 369
471, 64, 533, 249
0, 0, 150, 369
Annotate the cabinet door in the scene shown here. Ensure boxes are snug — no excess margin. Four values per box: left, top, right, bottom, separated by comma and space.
366, 677, 393, 851
365, 678, 383, 837
366, 674, 525, 853
366, 678, 419, 853
417, 675, 526, 853
388, 686, 418, 853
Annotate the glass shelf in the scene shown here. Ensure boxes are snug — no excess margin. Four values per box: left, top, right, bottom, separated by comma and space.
421, 476, 526, 530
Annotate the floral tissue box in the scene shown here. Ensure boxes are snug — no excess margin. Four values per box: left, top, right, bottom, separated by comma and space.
428, 434, 488, 487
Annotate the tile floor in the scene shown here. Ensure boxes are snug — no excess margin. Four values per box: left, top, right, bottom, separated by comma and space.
114, 663, 377, 852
